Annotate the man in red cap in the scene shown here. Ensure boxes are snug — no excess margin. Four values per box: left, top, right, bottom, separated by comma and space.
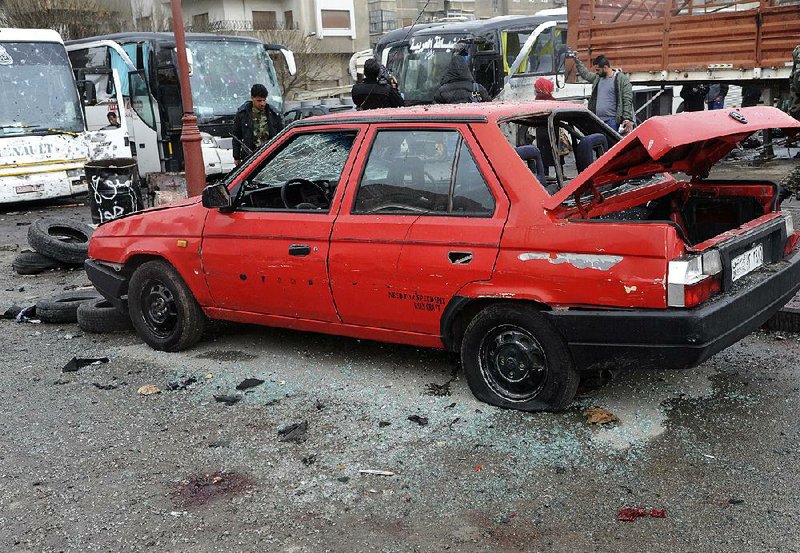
534, 77, 555, 100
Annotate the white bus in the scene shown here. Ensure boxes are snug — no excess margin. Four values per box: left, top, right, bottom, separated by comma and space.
66, 32, 295, 181
0, 29, 92, 204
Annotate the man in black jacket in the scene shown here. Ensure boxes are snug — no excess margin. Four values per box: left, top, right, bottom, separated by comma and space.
351, 59, 404, 110
433, 54, 490, 104
232, 83, 283, 165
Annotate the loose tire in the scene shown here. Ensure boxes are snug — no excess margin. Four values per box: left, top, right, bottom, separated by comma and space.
36, 290, 102, 324
28, 218, 93, 264
461, 304, 578, 412
12, 251, 70, 275
77, 298, 133, 333
128, 260, 205, 351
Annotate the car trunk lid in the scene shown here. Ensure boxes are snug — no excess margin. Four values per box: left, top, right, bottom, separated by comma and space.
543, 106, 800, 212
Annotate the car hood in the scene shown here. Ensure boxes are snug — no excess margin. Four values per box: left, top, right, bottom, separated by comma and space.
543, 107, 800, 211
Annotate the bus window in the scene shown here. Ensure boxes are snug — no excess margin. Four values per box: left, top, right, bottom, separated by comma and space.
129, 71, 156, 130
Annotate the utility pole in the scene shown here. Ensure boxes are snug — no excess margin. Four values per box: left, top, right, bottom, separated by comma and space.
170, 0, 205, 197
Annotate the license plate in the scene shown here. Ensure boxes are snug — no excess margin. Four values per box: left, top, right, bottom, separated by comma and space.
731, 243, 764, 281
15, 184, 44, 194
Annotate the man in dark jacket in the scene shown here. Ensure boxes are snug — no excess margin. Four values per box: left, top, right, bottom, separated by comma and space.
351, 59, 404, 110
434, 54, 490, 104
680, 83, 708, 112
568, 52, 634, 134
232, 83, 283, 165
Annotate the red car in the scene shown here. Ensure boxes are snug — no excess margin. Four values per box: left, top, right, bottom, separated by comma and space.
86, 102, 800, 411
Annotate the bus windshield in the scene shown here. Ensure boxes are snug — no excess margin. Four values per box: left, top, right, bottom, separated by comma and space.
0, 42, 84, 136
393, 34, 471, 104
187, 39, 282, 120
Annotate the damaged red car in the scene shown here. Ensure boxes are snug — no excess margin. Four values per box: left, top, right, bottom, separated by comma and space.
85, 102, 800, 411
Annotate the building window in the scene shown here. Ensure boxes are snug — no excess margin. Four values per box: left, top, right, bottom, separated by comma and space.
284, 10, 294, 30
192, 13, 209, 31
253, 10, 277, 30
321, 9, 351, 30
369, 9, 396, 34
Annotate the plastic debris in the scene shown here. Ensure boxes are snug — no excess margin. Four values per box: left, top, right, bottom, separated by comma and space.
236, 378, 265, 391
62, 357, 109, 372
137, 384, 161, 396
584, 407, 619, 425
358, 469, 394, 476
278, 421, 308, 443
15, 305, 40, 324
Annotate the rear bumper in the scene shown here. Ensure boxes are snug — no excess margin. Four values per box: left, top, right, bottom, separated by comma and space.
544, 248, 800, 371
85, 259, 129, 312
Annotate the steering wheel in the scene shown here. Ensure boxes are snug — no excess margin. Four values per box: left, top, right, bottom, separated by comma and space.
281, 178, 330, 209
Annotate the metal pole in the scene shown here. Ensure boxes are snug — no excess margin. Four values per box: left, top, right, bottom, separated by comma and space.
171, 0, 206, 197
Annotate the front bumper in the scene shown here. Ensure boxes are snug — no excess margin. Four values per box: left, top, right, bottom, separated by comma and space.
85, 259, 129, 312
544, 248, 800, 371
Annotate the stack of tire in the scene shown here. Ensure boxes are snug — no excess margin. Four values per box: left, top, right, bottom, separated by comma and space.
12, 218, 94, 275
35, 291, 133, 333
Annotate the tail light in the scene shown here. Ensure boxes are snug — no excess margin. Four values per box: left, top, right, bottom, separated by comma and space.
783, 212, 798, 256
667, 249, 722, 308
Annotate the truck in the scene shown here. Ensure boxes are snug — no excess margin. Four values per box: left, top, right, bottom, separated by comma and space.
566, 0, 800, 107
66, 32, 296, 182
0, 28, 91, 204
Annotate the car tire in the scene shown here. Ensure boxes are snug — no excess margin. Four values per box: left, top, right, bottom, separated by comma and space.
12, 251, 70, 275
77, 298, 133, 333
36, 290, 103, 324
128, 260, 206, 352
27, 218, 94, 265
461, 303, 578, 412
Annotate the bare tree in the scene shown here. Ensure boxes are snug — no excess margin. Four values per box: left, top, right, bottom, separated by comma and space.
2, 0, 124, 39
244, 29, 343, 100
130, 0, 172, 32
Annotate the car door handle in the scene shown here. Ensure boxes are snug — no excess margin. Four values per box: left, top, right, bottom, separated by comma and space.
449, 251, 473, 264
289, 244, 311, 257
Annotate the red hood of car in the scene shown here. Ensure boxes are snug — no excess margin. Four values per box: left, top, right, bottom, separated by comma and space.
543, 106, 800, 211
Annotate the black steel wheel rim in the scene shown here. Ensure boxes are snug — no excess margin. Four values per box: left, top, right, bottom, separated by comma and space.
140, 279, 178, 339
478, 324, 548, 402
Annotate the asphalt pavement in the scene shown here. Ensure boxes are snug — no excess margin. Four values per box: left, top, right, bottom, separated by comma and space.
1, 168, 800, 551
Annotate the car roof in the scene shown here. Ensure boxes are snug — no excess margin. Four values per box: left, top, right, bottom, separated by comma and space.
291, 100, 581, 127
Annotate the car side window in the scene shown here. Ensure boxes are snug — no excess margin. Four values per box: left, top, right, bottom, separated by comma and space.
238, 131, 357, 211
353, 130, 495, 217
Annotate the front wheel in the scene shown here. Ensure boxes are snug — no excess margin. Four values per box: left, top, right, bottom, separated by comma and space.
128, 260, 206, 351
461, 304, 578, 412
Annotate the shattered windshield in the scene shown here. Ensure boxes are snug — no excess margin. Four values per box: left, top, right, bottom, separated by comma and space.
187, 40, 282, 121
251, 132, 357, 187
0, 42, 84, 136
396, 34, 470, 104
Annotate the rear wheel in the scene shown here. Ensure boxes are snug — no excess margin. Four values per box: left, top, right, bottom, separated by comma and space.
128, 260, 205, 351
461, 304, 578, 412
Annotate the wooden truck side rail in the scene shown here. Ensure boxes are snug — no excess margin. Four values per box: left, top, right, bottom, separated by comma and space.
566, 0, 800, 84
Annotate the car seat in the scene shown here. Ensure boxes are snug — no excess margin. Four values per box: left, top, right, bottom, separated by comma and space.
515, 145, 546, 186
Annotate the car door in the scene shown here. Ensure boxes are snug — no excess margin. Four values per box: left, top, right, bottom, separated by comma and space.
201, 125, 365, 321
329, 125, 510, 335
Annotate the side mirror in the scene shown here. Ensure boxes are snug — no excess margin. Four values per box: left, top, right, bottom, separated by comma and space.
202, 182, 231, 210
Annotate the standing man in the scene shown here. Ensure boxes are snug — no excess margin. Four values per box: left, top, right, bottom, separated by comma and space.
789, 45, 800, 121
680, 84, 708, 112
706, 83, 729, 110
232, 84, 283, 166
434, 53, 491, 104
567, 52, 634, 134
351, 59, 404, 110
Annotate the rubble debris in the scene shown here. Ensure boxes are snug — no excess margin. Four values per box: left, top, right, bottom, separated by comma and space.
444, 402, 457, 410
93, 382, 119, 390
15, 305, 40, 324
166, 375, 198, 391
359, 469, 395, 476
337, 476, 350, 483
207, 439, 231, 449
213, 394, 242, 406
315, 399, 325, 410
617, 506, 666, 522
0, 243, 18, 251
378, 421, 391, 428
278, 421, 308, 443
425, 381, 451, 397
174, 471, 254, 507
301, 455, 317, 466
584, 407, 619, 425
407, 415, 429, 426
62, 357, 109, 372
137, 384, 161, 396
235, 378, 265, 391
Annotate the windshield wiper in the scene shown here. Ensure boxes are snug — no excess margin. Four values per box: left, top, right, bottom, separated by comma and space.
29, 127, 81, 137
